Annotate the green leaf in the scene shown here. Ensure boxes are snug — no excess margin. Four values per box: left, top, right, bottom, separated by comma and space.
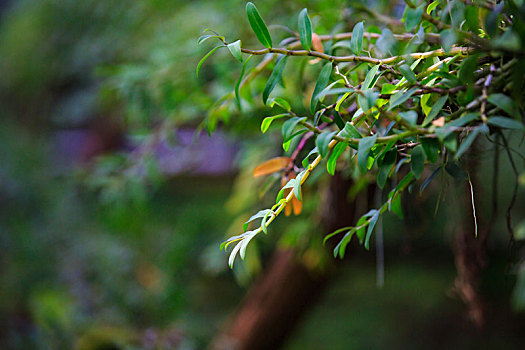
294, 170, 306, 201
440, 29, 456, 53
411, 145, 425, 179
376, 28, 397, 56
276, 178, 296, 202
381, 83, 397, 95
227, 40, 243, 62
282, 116, 306, 141
427, 1, 440, 14
358, 91, 379, 112
405, 6, 423, 31
263, 55, 288, 104
283, 130, 307, 151
363, 65, 380, 90
421, 137, 440, 163
436, 112, 479, 140
340, 122, 363, 139
298, 8, 312, 51
355, 213, 371, 244
389, 88, 418, 110
350, 21, 364, 55
487, 117, 525, 131
324, 226, 350, 245
196, 45, 224, 78
364, 210, 380, 250
444, 134, 457, 153
316, 131, 337, 158
235, 55, 253, 109
243, 209, 272, 231
399, 64, 417, 84
487, 94, 517, 116
455, 124, 488, 160
228, 241, 242, 268
198, 34, 224, 45
459, 54, 479, 85
449, 112, 479, 127
259, 209, 272, 233
357, 134, 377, 173
390, 195, 403, 219
317, 87, 354, 99
420, 167, 441, 194
465, 6, 479, 32
333, 111, 345, 130
422, 94, 448, 126
311, 63, 333, 113
268, 97, 291, 111
334, 229, 356, 258
445, 162, 467, 180
261, 113, 288, 133
327, 142, 348, 175
246, 2, 272, 48
239, 230, 258, 259
377, 149, 396, 189
302, 147, 319, 168
399, 111, 418, 126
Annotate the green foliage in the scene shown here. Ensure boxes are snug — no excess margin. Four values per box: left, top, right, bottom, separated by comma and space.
201, 0, 525, 268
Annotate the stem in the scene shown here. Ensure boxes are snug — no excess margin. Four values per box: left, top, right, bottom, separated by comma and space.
223, 38, 471, 65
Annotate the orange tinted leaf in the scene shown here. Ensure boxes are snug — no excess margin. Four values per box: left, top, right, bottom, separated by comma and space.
432, 116, 445, 127
292, 196, 303, 215
253, 157, 291, 177
312, 33, 323, 52
285, 201, 292, 216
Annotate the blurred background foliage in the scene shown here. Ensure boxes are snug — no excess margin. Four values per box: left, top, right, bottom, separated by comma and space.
0, 0, 524, 349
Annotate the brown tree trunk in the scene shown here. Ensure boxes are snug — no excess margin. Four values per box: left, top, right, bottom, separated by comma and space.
452, 141, 489, 329
209, 173, 361, 350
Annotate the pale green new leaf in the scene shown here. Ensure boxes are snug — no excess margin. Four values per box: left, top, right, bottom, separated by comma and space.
227, 40, 243, 62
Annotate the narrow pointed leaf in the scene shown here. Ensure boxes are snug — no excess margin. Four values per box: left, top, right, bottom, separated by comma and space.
196, 46, 223, 77
487, 94, 517, 116
350, 21, 364, 55
364, 210, 380, 250
263, 55, 288, 104
243, 210, 272, 231
420, 167, 442, 194
235, 55, 253, 108
327, 142, 348, 175
487, 116, 525, 131
253, 157, 291, 177
298, 8, 312, 50
260, 113, 287, 133
389, 88, 418, 110
246, 2, 272, 48
422, 94, 448, 126
399, 64, 417, 84
357, 134, 377, 172
228, 241, 242, 268
311, 63, 332, 113
316, 131, 337, 158
282, 116, 306, 142
363, 65, 380, 90
411, 145, 425, 179
302, 147, 319, 168
455, 126, 483, 160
